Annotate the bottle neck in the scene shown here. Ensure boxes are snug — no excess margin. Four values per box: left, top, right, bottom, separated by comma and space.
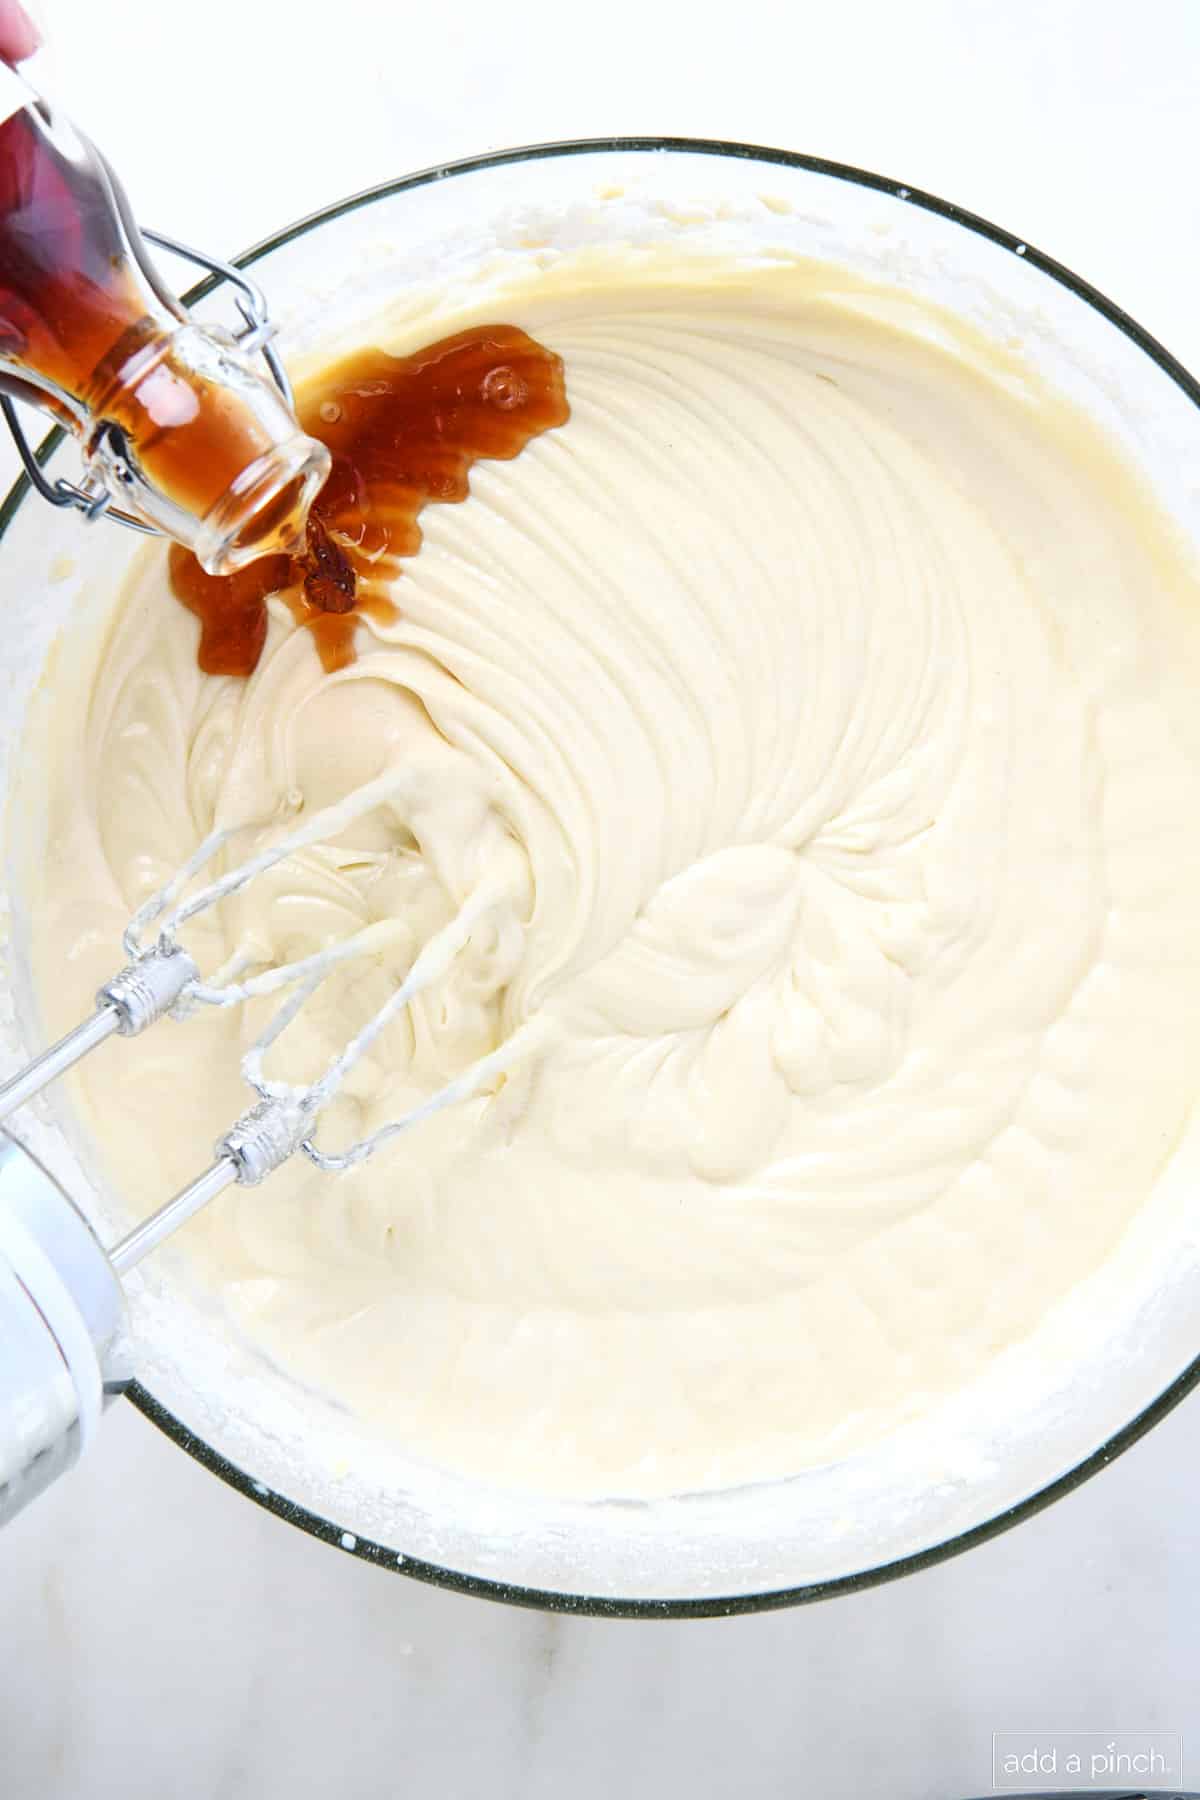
0, 75, 329, 573
83, 321, 330, 570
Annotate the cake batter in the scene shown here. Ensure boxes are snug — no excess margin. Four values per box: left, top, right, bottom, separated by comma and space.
25, 254, 1200, 1497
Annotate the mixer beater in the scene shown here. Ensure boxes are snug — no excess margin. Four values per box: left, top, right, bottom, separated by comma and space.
2, 766, 527, 1252
0, 715, 535, 1523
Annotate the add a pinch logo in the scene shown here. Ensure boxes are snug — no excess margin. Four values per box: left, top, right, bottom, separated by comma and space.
991, 1729, 1185, 1791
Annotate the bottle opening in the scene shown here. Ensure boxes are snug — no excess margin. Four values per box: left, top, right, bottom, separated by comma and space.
194, 433, 332, 577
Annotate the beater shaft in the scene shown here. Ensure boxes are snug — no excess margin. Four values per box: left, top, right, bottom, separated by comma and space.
0, 944, 197, 1125
0, 1006, 119, 1123
108, 1092, 318, 1271
108, 1157, 237, 1274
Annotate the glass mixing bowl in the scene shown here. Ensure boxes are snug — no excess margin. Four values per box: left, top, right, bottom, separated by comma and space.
3, 138, 1200, 1617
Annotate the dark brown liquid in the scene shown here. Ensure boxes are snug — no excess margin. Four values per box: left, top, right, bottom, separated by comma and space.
0, 105, 142, 405
168, 324, 570, 676
0, 102, 295, 520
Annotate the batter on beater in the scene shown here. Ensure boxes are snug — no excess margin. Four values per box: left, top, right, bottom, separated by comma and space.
26, 251, 1200, 1499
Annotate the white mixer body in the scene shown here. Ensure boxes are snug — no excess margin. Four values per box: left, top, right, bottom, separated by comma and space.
0, 1134, 130, 1523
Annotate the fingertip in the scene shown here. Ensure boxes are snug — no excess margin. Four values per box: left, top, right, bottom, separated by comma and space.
0, 1, 41, 63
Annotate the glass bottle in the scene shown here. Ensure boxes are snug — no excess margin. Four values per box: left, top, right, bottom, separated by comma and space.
0, 64, 330, 574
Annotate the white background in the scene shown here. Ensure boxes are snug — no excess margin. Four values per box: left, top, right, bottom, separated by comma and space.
4, 1, 1200, 1794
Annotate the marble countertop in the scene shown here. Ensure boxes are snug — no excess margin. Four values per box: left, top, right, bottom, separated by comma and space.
5, 0, 1200, 1793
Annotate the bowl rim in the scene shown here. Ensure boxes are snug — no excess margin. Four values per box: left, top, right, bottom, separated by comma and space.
9, 133, 1200, 1619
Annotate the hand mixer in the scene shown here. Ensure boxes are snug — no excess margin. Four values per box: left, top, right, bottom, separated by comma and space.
0, 772, 519, 1526
0, 70, 521, 1525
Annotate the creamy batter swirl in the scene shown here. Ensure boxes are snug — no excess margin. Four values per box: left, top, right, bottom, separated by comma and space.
28, 257, 1200, 1497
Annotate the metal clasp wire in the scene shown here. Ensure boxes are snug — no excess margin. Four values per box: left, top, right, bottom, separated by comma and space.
0, 229, 293, 535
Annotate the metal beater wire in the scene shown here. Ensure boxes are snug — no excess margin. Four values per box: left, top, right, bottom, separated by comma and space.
302, 1023, 545, 1172
124, 769, 413, 1008
119, 793, 535, 1175
237, 878, 536, 1171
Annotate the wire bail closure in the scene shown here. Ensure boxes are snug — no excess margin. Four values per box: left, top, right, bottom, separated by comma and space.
0, 229, 295, 535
